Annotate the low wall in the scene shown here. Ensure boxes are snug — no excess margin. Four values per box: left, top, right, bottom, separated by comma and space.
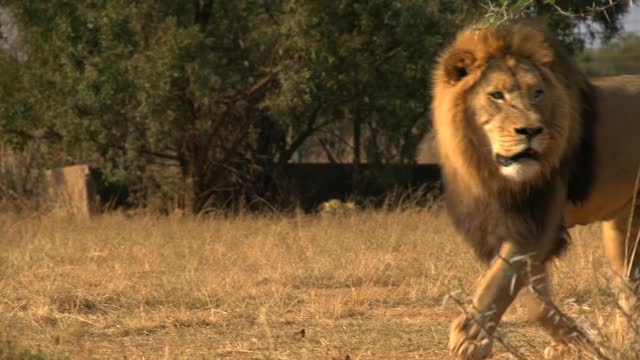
277, 163, 442, 211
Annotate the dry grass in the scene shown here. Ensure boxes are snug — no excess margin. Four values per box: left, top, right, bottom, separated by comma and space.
0, 206, 634, 359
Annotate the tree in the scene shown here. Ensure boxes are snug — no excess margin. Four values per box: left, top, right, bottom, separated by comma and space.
267, 1, 480, 168
0, 1, 284, 211
0, 0, 481, 209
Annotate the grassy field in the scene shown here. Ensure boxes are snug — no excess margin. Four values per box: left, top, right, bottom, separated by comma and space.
0, 205, 634, 359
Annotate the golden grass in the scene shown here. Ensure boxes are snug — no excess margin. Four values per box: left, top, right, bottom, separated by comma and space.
0, 206, 634, 359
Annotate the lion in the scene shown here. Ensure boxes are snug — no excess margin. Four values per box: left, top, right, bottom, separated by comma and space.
432, 19, 640, 359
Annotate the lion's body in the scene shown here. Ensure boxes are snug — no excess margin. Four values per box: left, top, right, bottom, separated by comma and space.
566, 76, 640, 227
432, 20, 640, 359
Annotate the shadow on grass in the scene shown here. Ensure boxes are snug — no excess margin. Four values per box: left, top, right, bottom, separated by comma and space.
0, 339, 68, 360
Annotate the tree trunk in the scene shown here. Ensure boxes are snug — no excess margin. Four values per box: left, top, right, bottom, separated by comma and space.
178, 156, 194, 214
352, 104, 362, 194
184, 172, 196, 214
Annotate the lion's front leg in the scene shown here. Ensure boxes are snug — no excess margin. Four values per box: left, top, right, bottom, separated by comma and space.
449, 242, 530, 359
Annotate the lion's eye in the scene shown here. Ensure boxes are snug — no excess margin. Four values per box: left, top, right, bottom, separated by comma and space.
533, 89, 544, 100
489, 91, 504, 100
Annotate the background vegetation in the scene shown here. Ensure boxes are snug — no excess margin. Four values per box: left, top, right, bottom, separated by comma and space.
579, 33, 640, 76
0, 0, 634, 212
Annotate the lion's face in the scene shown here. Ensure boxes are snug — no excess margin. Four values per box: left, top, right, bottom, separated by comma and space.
468, 57, 552, 182
433, 22, 582, 192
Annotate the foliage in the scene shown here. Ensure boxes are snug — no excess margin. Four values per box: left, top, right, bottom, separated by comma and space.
578, 34, 640, 76
483, 0, 631, 53
0, 0, 278, 210
267, 1, 478, 165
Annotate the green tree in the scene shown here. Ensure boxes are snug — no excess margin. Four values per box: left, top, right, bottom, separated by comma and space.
267, 0, 479, 167
0, 1, 283, 211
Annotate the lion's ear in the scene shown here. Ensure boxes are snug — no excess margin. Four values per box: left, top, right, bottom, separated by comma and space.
442, 49, 476, 84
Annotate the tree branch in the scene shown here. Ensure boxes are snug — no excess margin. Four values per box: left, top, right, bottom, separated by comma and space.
375, 47, 401, 67
279, 103, 326, 165
318, 137, 338, 164
246, 72, 277, 98
142, 149, 180, 162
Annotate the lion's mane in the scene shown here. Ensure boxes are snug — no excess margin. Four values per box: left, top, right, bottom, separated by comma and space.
432, 20, 596, 262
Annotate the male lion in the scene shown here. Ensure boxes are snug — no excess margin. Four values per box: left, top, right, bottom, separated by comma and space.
432, 20, 640, 359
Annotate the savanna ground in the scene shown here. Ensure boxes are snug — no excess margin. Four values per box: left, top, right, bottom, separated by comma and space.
0, 204, 636, 359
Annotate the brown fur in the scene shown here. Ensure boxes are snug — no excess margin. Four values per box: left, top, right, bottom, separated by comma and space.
432, 20, 640, 358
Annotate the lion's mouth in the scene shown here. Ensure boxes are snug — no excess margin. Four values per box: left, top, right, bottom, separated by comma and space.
495, 148, 539, 167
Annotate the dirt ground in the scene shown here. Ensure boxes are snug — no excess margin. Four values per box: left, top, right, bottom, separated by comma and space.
0, 207, 631, 359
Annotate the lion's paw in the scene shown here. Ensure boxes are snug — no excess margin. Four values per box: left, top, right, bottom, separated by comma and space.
448, 313, 494, 360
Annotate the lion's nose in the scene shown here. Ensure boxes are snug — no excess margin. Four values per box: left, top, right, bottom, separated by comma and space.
514, 126, 544, 138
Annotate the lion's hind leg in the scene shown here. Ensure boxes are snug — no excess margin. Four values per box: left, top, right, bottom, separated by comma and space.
602, 204, 640, 344
519, 263, 602, 359
603, 206, 640, 302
